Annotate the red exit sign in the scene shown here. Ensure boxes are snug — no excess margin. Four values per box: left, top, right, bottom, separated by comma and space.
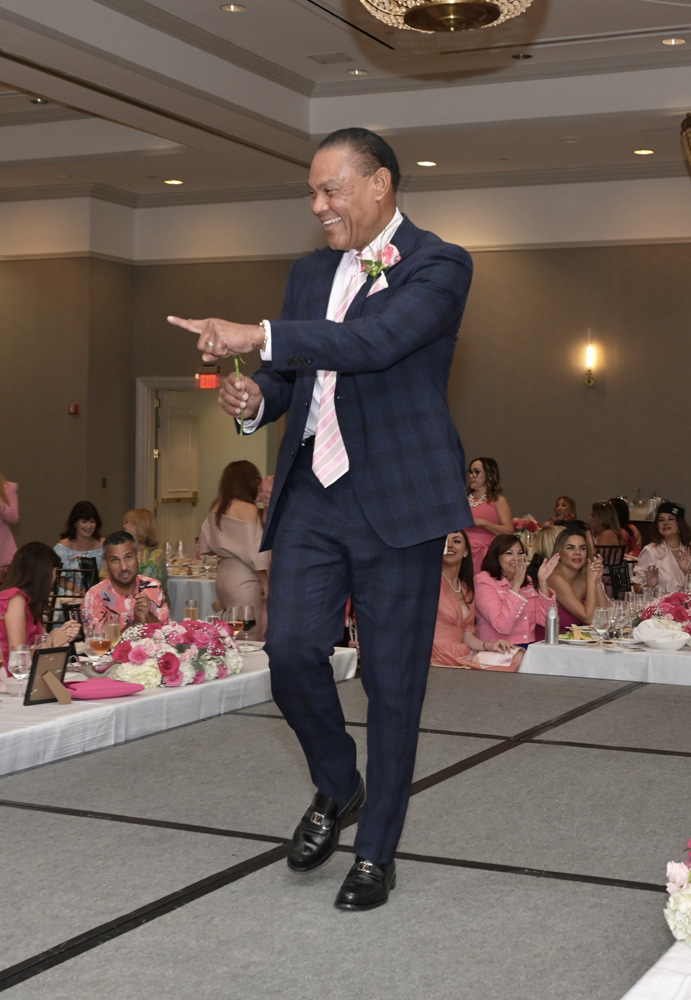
196, 372, 220, 390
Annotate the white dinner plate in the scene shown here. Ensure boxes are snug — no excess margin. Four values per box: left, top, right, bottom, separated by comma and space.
559, 637, 598, 645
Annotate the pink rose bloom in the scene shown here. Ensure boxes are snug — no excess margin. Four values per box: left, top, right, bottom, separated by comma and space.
152, 628, 165, 642
190, 629, 210, 648
217, 663, 228, 679
112, 640, 133, 663
667, 861, 690, 895
143, 638, 158, 656
192, 670, 205, 685
129, 644, 150, 665
380, 243, 400, 268
158, 651, 181, 677
180, 647, 195, 664
163, 669, 184, 687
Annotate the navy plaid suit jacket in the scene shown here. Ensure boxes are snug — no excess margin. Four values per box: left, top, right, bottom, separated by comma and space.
252, 215, 474, 549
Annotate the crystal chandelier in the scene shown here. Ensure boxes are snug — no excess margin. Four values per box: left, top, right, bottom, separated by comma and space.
359, 0, 535, 32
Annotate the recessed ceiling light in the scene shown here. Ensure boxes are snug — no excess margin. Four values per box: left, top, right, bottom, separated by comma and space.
634, 149, 654, 156
164, 179, 184, 185
347, 68, 368, 76
560, 136, 581, 144
30, 97, 49, 105
662, 37, 685, 46
417, 160, 437, 167
220, 3, 245, 10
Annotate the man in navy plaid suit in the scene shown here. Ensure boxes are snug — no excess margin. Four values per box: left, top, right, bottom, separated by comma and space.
169, 128, 473, 910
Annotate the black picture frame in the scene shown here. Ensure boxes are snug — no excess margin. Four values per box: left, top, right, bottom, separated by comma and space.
24, 646, 71, 706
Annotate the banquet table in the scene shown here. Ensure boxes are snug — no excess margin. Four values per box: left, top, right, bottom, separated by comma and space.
520, 640, 691, 685
0, 647, 357, 777
167, 575, 217, 621
618, 942, 691, 999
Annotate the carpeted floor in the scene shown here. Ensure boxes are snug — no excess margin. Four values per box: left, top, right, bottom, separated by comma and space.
1, 667, 687, 999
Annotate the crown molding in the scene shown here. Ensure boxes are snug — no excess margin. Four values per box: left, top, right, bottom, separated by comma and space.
91, 0, 314, 96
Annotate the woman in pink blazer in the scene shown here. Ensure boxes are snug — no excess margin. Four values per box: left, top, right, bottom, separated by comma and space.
474, 534, 558, 670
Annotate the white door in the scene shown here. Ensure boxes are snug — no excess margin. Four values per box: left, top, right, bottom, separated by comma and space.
157, 391, 199, 556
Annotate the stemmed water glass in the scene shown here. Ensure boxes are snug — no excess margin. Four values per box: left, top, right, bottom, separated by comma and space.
591, 608, 610, 644
8, 644, 32, 701
238, 605, 257, 653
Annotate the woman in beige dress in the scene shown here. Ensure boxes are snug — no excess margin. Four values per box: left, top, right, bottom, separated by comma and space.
199, 461, 270, 639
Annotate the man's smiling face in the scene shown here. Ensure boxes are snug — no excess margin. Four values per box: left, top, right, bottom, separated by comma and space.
308, 144, 391, 253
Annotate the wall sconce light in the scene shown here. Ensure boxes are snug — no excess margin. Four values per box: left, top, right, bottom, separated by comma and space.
585, 336, 596, 387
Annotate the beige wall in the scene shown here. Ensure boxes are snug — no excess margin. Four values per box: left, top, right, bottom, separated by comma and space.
454, 243, 691, 522
2, 243, 689, 551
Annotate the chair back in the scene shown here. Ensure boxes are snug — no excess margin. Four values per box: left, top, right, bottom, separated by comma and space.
609, 563, 631, 598
78, 556, 99, 590
596, 545, 625, 566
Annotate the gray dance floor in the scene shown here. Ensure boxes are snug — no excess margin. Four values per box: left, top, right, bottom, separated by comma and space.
1, 666, 688, 999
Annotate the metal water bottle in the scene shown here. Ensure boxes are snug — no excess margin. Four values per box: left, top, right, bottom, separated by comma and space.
545, 605, 559, 645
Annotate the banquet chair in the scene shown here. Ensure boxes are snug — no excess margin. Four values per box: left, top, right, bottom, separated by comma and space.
609, 563, 631, 599
78, 556, 99, 590
44, 568, 89, 631
596, 545, 626, 599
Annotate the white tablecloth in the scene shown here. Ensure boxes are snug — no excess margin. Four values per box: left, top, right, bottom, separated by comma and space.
0, 647, 357, 776
619, 942, 691, 999
520, 641, 691, 685
167, 576, 217, 621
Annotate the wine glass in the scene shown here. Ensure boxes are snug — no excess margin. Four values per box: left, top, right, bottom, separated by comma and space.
591, 608, 610, 644
104, 622, 121, 647
226, 607, 244, 642
87, 626, 112, 670
184, 599, 199, 621
8, 644, 32, 700
238, 605, 257, 652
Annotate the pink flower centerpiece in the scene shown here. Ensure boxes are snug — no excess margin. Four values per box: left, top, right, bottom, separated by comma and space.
665, 836, 691, 943
633, 592, 691, 637
109, 620, 242, 689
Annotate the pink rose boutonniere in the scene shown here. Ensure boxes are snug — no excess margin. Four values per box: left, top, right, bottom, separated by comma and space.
360, 243, 401, 296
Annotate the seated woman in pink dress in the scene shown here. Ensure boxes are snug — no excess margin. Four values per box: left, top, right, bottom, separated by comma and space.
430, 529, 516, 669
544, 527, 608, 632
0, 542, 81, 668
474, 535, 559, 670
464, 457, 514, 575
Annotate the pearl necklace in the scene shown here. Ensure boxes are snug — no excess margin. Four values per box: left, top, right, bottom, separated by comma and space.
468, 493, 487, 508
442, 573, 462, 594
667, 542, 682, 551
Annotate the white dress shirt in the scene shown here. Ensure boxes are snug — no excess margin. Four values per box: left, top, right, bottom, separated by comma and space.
242, 209, 403, 436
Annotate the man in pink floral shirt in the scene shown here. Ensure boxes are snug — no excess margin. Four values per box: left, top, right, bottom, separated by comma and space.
82, 531, 170, 630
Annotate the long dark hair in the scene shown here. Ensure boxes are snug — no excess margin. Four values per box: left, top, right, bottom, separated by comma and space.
62, 500, 102, 540
650, 506, 691, 547
481, 534, 524, 582
467, 457, 502, 502
2, 542, 61, 624
213, 461, 261, 528
445, 529, 475, 602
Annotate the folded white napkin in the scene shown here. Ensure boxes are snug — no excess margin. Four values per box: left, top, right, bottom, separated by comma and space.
633, 619, 690, 648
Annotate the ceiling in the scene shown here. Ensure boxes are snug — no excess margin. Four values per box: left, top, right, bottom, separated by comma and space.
0, 0, 689, 206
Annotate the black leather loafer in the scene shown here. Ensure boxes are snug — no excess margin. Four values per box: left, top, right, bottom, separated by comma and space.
334, 857, 396, 910
286, 776, 365, 873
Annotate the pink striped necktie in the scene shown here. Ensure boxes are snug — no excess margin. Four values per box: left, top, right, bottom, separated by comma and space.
312, 255, 366, 487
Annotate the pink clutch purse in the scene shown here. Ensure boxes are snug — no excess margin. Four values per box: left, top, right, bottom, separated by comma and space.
64, 678, 145, 699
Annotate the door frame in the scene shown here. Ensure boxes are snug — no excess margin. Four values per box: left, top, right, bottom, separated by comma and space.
135, 376, 196, 509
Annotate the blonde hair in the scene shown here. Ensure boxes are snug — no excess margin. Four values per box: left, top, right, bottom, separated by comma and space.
124, 509, 159, 548
532, 525, 565, 560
